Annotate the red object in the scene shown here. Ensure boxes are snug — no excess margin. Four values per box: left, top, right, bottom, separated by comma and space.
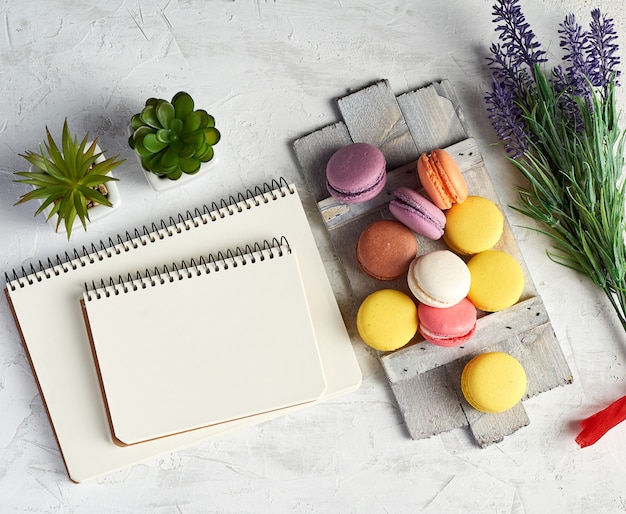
576, 395, 626, 447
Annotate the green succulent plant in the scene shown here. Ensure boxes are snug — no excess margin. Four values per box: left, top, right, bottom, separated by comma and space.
128, 91, 220, 181
14, 119, 124, 239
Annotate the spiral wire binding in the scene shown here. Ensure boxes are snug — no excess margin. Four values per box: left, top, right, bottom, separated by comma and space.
82, 236, 291, 301
5, 178, 295, 291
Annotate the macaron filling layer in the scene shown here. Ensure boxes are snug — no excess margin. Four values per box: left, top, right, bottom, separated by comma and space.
417, 298, 477, 347
389, 187, 445, 240
419, 323, 476, 346
417, 149, 468, 210
430, 151, 465, 204
418, 153, 450, 209
326, 171, 386, 201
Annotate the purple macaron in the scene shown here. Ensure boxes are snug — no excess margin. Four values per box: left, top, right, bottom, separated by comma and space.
326, 143, 386, 203
389, 186, 446, 240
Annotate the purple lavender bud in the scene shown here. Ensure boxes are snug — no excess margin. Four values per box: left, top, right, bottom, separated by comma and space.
553, 65, 586, 131
491, 0, 547, 71
485, 2, 621, 158
554, 14, 593, 128
485, 78, 529, 158
558, 14, 592, 95
586, 9, 621, 90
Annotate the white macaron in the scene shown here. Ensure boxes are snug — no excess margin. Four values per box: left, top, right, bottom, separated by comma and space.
407, 250, 471, 308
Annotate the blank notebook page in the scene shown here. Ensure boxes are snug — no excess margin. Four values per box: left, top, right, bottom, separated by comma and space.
81, 243, 327, 445
5, 181, 361, 482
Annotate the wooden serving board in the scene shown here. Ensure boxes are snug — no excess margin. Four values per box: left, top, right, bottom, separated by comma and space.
293, 79, 573, 446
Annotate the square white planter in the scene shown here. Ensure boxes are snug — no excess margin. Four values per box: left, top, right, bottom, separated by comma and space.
37, 142, 122, 234
140, 155, 218, 192
128, 124, 218, 191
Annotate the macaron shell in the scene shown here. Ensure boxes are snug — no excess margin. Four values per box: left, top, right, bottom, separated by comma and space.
356, 220, 418, 280
461, 352, 527, 413
443, 196, 504, 255
407, 250, 471, 307
418, 152, 451, 210
389, 186, 446, 240
356, 289, 418, 351
430, 149, 468, 204
467, 250, 524, 312
417, 149, 468, 210
326, 143, 387, 203
417, 297, 477, 347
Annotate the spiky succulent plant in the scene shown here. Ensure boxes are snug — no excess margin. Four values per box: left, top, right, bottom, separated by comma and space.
14, 119, 123, 239
128, 91, 220, 181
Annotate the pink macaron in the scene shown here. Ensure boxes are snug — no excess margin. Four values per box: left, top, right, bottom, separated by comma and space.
326, 143, 386, 203
389, 186, 446, 240
417, 297, 477, 347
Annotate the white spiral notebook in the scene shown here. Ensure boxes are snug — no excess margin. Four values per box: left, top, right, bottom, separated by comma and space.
81, 239, 327, 446
5, 179, 362, 483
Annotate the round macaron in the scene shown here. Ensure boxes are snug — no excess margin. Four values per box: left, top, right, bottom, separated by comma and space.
467, 250, 524, 312
417, 297, 477, 347
326, 142, 386, 203
356, 289, 418, 351
389, 186, 446, 240
443, 196, 504, 255
461, 352, 527, 413
356, 219, 418, 280
407, 250, 471, 308
417, 149, 468, 210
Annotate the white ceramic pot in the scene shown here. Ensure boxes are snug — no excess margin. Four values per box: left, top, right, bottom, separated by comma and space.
139, 154, 218, 192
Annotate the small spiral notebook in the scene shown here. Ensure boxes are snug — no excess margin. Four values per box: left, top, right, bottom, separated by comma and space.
5, 179, 362, 483
81, 238, 327, 446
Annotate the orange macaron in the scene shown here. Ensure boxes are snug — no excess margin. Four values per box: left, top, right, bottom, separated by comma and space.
417, 149, 468, 210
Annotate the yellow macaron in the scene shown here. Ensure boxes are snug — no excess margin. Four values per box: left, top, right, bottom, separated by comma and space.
443, 196, 504, 255
461, 352, 527, 413
356, 289, 418, 351
467, 250, 524, 312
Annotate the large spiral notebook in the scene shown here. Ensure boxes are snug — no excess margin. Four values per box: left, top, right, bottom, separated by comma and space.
81, 238, 327, 446
5, 179, 361, 483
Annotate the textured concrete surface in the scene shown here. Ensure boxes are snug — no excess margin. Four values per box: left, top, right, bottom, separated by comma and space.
1, 0, 626, 512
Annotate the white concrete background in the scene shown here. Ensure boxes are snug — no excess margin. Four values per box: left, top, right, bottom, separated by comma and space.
1, 0, 626, 512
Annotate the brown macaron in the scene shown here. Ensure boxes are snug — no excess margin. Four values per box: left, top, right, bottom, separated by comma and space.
356, 219, 418, 280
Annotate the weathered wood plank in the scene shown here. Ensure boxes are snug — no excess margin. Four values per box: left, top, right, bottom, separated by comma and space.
445, 345, 531, 447
391, 359, 530, 445
468, 407, 530, 448
490, 322, 574, 397
387, 317, 572, 446
292, 121, 353, 203
397, 79, 470, 153
381, 296, 550, 383
431, 80, 473, 137
337, 79, 420, 170
317, 160, 419, 229
292, 79, 572, 447
315, 138, 486, 230
390, 365, 468, 440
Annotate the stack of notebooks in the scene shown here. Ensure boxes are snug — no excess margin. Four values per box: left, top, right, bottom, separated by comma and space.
5, 179, 362, 483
